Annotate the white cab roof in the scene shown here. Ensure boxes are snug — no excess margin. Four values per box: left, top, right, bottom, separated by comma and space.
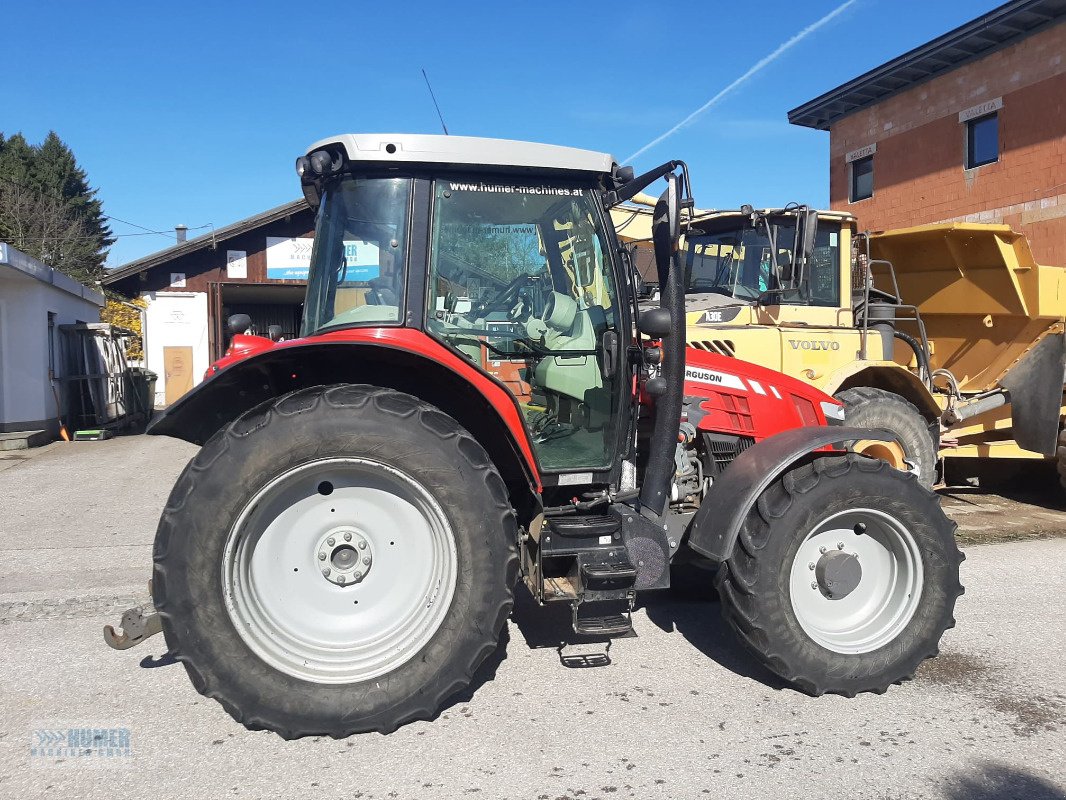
305, 133, 616, 175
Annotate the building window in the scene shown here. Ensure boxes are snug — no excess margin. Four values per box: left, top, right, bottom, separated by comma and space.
966, 113, 998, 169
850, 155, 874, 202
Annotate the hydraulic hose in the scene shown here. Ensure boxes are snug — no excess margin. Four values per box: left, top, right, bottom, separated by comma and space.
893, 330, 931, 384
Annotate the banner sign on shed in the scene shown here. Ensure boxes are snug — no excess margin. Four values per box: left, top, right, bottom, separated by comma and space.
265, 237, 383, 281
266, 237, 314, 280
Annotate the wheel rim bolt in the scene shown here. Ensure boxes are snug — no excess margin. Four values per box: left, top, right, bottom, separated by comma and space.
358, 541, 367, 550
837, 542, 845, 550
808, 562, 816, 570
343, 532, 352, 542
321, 568, 330, 577
819, 546, 828, 554
354, 572, 363, 580
337, 575, 346, 585
319, 552, 327, 561
811, 582, 818, 590
362, 556, 370, 565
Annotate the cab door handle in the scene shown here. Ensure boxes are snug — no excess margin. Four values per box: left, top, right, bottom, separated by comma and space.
600, 330, 619, 379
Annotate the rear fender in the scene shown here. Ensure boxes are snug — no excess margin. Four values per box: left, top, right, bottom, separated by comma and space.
1000, 330, 1065, 456
828, 363, 941, 419
148, 339, 542, 499
686, 426, 892, 562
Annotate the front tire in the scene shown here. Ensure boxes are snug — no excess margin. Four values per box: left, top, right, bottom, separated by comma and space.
716, 454, 963, 697
152, 385, 518, 737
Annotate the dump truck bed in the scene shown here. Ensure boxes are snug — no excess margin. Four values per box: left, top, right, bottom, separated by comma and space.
868, 222, 1066, 394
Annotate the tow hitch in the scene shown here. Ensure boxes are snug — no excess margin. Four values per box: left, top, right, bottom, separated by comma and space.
103, 584, 162, 650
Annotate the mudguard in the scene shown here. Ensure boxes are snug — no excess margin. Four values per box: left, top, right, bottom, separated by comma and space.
686, 426, 893, 562
1000, 330, 1065, 456
147, 332, 542, 491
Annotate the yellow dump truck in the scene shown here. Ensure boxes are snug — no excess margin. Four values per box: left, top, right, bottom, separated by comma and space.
613, 203, 1066, 488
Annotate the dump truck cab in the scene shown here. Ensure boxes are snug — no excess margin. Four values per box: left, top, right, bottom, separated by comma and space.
122, 135, 964, 738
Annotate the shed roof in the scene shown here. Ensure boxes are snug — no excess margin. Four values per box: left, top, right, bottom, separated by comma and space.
788, 0, 1066, 131
102, 199, 308, 285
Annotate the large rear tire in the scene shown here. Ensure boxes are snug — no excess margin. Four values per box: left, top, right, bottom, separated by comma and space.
716, 454, 963, 697
152, 385, 518, 738
836, 387, 937, 487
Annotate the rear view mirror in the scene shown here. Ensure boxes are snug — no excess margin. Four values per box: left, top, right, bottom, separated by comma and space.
801, 209, 819, 267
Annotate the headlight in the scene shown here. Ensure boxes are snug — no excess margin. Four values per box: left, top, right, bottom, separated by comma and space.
295, 156, 309, 177
820, 400, 846, 424
309, 150, 333, 175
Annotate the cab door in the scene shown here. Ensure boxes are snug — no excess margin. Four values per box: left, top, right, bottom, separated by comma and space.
425, 178, 627, 477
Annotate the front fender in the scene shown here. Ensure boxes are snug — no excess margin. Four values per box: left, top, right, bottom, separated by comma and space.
148, 334, 542, 492
686, 426, 892, 562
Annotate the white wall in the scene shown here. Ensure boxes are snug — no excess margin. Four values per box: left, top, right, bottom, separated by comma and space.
142, 291, 209, 406
0, 272, 102, 432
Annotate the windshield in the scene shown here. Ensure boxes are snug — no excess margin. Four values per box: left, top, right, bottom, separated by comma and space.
302, 177, 411, 334
684, 216, 841, 306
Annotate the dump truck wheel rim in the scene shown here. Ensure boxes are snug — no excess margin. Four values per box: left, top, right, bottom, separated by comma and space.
222, 457, 458, 684
789, 508, 923, 654
854, 439, 912, 473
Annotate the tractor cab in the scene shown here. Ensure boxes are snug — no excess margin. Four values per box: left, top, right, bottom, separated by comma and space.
300, 164, 629, 472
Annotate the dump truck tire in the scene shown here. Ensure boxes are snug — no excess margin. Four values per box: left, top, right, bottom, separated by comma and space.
152, 384, 518, 738
836, 387, 937, 487
716, 454, 963, 697
1057, 426, 1066, 491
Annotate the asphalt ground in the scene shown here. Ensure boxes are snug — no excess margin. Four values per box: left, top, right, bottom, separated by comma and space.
1, 436, 1064, 800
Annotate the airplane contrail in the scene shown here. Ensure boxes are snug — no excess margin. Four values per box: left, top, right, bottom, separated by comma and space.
624, 0, 859, 163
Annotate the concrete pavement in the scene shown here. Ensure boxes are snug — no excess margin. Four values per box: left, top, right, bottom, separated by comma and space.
0, 436, 1063, 800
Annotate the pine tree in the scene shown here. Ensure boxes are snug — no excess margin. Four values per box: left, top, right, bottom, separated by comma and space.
0, 130, 113, 285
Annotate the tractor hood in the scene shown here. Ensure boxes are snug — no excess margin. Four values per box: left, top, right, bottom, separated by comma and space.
682, 347, 844, 436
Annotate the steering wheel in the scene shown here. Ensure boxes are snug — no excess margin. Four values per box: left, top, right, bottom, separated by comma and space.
469, 274, 535, 320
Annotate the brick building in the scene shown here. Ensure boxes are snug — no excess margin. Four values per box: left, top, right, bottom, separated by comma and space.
103, 201, 313, 405
789, 0, 1066, 265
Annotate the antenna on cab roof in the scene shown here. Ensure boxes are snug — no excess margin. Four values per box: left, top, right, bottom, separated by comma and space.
421, 68, 450, 136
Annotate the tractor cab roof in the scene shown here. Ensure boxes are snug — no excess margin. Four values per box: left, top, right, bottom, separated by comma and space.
304, 133, 616, 177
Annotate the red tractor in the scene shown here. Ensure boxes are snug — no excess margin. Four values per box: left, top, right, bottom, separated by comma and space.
113, 134, 962, 738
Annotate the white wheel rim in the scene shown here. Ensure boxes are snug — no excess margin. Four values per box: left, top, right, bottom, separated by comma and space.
789, 508, 924, 654
222, 458, 458, 684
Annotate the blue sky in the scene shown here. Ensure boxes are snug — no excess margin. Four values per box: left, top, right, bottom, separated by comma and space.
2, 0, 1003, 268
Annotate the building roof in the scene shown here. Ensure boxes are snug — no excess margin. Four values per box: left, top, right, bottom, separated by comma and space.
102, 199, 308, 285
306, 133, 617, 174
788, 0, 1066, 130
0, 243, 104, 306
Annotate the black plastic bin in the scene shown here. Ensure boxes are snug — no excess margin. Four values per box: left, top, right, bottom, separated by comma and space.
128, 367, 158, 422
